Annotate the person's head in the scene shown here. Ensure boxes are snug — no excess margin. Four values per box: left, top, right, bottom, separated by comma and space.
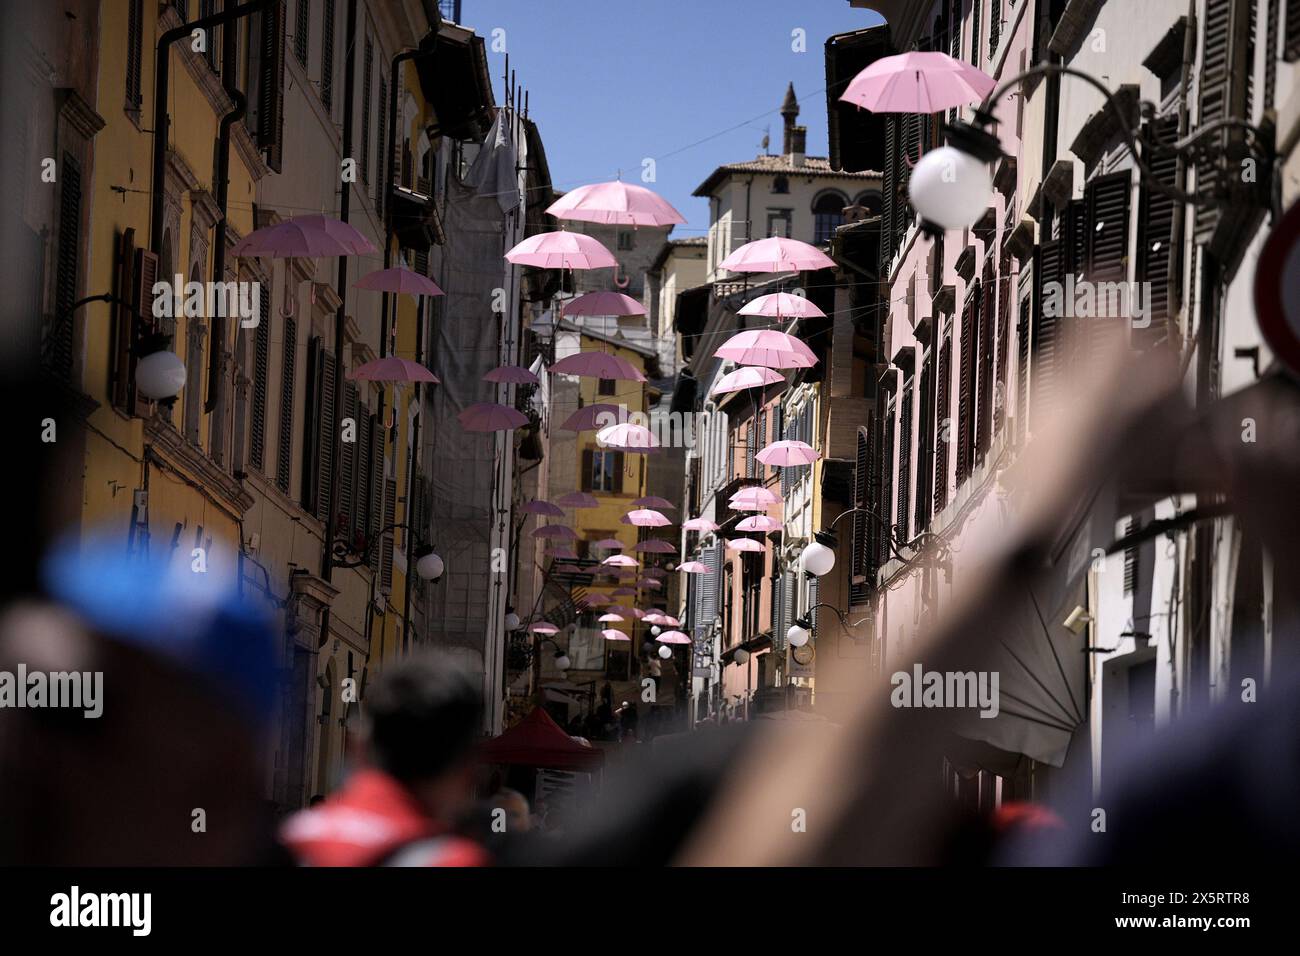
489, 787, 532, 834
364, 654, 483, 818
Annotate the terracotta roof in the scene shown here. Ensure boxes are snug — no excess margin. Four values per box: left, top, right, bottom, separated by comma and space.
693, 154, 881, 197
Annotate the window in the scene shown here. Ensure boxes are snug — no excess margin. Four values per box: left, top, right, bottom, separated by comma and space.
277, 313, 296, 493
294, 0, 310, 67
772, 175, 789, 194
617, 231, 634, 251
854, 190, 883, 219
376, 74, 387, 213
360, 34, 373, 184
813, 192, 847, 244
597, 378, 616, 396
200, 0, 219, 73
126, 0, 143, 111
583, 449, 623, 493
50, 152, 81, 383
320, 0, 335, 113
767, 210, 792, 238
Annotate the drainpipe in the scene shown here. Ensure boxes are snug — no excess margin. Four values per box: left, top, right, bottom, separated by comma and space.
400, 296, 426, 651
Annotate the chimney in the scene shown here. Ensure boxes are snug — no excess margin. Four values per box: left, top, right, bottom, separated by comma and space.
780, 82, 799, 155
789, 126, 807, 167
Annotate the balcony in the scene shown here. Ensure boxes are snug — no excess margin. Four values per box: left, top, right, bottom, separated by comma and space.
389, 181, 445, 252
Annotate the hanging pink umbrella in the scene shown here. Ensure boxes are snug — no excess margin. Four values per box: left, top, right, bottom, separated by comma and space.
678, 561, 712, 574
840, 50, 995, 114
611, 587, 637, 597
656, 630, 692, 645
350, 356, 440, 383
459, 402, 528, 431
602, 629, 632, 642
547, 181, 686, 227
756, 440, 819, 467
582, 594, 611, 607
712, 366, 786, 396
521, 500, 565, 517
633, 495, 676, 509
592, 537, 624, 550
550, 352, 646, 382
547, 546, 579, 559
636, 577, 664, 589
598, 422, 658, 450
231, 213, 377, 258
718, 236, 836, 273
559, 403, 621, 432
602, 554, 639, 567
354, 265, 444, 296
505, 230, 617, 270
642, 612, 668, 625
634, 540, 676, 554
682, 517, 720, 533
736, 514, 781, 532
553, 563, 586, 574
484, 365, 540, 385
661, 614, 682, 627
598, 612, 625, 623
738, 291, 826, 319
714, 329, 817, 369
564, 291, 646, 317
533, 524, 577, 540
730, 484, 780, 505
727, 538, 765, 552
626, 509, 670, 527
529, 622, 559, 635
557, 491, 599, 509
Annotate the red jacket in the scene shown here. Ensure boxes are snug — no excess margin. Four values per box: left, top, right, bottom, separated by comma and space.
280, 769, 488, 867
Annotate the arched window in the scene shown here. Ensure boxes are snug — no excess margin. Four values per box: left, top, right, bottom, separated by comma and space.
854, 190, 883, 219
813, 191, 848, 244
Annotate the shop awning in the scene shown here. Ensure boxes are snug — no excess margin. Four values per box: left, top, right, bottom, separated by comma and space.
478, 706, 605, 771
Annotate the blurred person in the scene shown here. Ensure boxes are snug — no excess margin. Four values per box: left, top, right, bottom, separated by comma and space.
280, 654, 488, 866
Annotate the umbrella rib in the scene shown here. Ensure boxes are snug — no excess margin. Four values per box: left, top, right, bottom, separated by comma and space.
994, 636, 1082, 726
997, 689, 1082, 732
1026, 584, 1086, 723
986, 705, 1078, 734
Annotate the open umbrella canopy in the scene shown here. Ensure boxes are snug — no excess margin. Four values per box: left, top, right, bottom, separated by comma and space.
521, 499, 565, 517
528, 622, 559, 635
533, 524, 577, 540
715, 329, 817, 369
681, 517, 720, 532
611, 587, 636, 596
580, 594, 611, 607
504, 230, 617, 270
354, 265, 444, 296
602, 554, 639, 567
634, 539, 676, 554
592, 537, 624, 550
597, 612, 625, 623
552, 563, 586, 574
736, 514, 782, 532
230, 213, 377, 258
718, 236, 836, 273
636, 577, 664, 589
598, 422, 658, 449
730, 485, 780, 507
656, 630, 692, 644
349, 356, 440, 383
840, 50, 995, 113
678, 560, 712, 574
632, 495, 676, 509
550, 352, 646, 381
556, 491, 599, 509
756, 439, 819, 466
712, 365, 786, 395
737, 291, 826, 318
601, 628, 632, 642
559, 403, 621, 432
546, 180, 686, 227
546, 546, 579, 559
727, 537, 766, 552
459, 402, 529, 431
626, 508, 671, 527
484, 365, 540, 385
563, 291, 646, 317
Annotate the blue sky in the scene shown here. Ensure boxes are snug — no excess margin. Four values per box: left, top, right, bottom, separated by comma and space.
462, 0, 884, 236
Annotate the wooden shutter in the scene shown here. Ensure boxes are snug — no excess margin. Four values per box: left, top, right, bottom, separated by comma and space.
994, 262, 1011, 434
1195, 0, 1245, 240
881, 116, 897, 271
1287, 0, 1300, 60
746, 419, 756, 478
258, 0, 287, 172
1033, 240, 1065, 419
1065, 198, 1088, 278
581, 449, 594, 492
380, 477, 396, 592
368, 414, 383, 572
976, 269, 996, 459
294, 0, 310, 67
915, 352, 935, 535
1016, 296, 1031, 441
1135, 119, 1179, 349
249, 302, 271, 473
896, 379, 913, 543
355, 407, 372, 546
276, 314, 296, 494
1083, 170, 1132, 360
956, 287, 976, 485
934, 337, 951, 514
50, 152, 81, 383
612, 452, 625, 493
310, 341, 337, 521
126, 0, 143, 110
1123, 516, 1139, 594
694, 545, 720, 639
320, 0, 335, 114
851, 426, 871, 606
360, 34, 374, 184
971, 0, 982, 65
878, 398, 896, 567
988, 0, 1001, 56
376, 74, 387, 215
339, 381, 358, 534
112, 229, 136, 410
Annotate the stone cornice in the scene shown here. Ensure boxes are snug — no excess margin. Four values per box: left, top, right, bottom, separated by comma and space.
189, 187, 222, 231
290, 570, 340, 610
144, 416, 255, 517
313, 282, 342, 316
57, 88, 106, 140
165, 148, 201, 195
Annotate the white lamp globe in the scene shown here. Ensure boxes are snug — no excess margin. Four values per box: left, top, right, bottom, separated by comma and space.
657, 645, 672, 660
788, 622, 811, 647
555, 653, 571, 671
136, 350, 187, 400
651, 625, 661, 636
800, 539, 836, 577
734, 648, 751, 665
415, 550, 444, 581
908, 146, 994, 231
504, 610, 521, 631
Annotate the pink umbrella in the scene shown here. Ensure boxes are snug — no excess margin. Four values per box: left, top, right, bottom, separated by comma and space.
459, 402, 528, 432
727, 538, 765, 552
718, 236, 836, 273
592, 537, 624, 550
636, 577, 664, 589
550, 352, 646, 382
714, 330, 817, 369
712, 366, 785, 396
756, 440, 819, 467
521, 500, 565, 517
656, 630, 691, 645
642, 612, 668, 625
582, 594, 611, 607
738, 291, 826, 319
730, 484, 780, 505
529, 622, 559, 635
840, 50, 995, 114
564, 291, 646, 317
547, 546, 579, 559
553, 563, 586, 573
556, 491, 599, 509
634, 540, 676, 553
602, 554, 639, 567
598, 422, 657, 450
350, 356, 440, 383
661, 614, 682, 627
546, 181, 686, 227
626, 509, 670, 527
633, 495, 675, 509
736, 514, 781, 532
682, 517, 720, 532
598, 613, 625, 623
678, 561, 712, 574
484, 365, 540, 385
533, 524, 577, 540
559, 403, 621, 432
602, 629, 632, 642
354, 265, 444, 296
231, 213, 377, 258
611, 587, 636, 597
504, 230, 617, 270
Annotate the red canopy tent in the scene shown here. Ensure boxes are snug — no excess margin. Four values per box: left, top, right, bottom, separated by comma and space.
479, 707, 605, 772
